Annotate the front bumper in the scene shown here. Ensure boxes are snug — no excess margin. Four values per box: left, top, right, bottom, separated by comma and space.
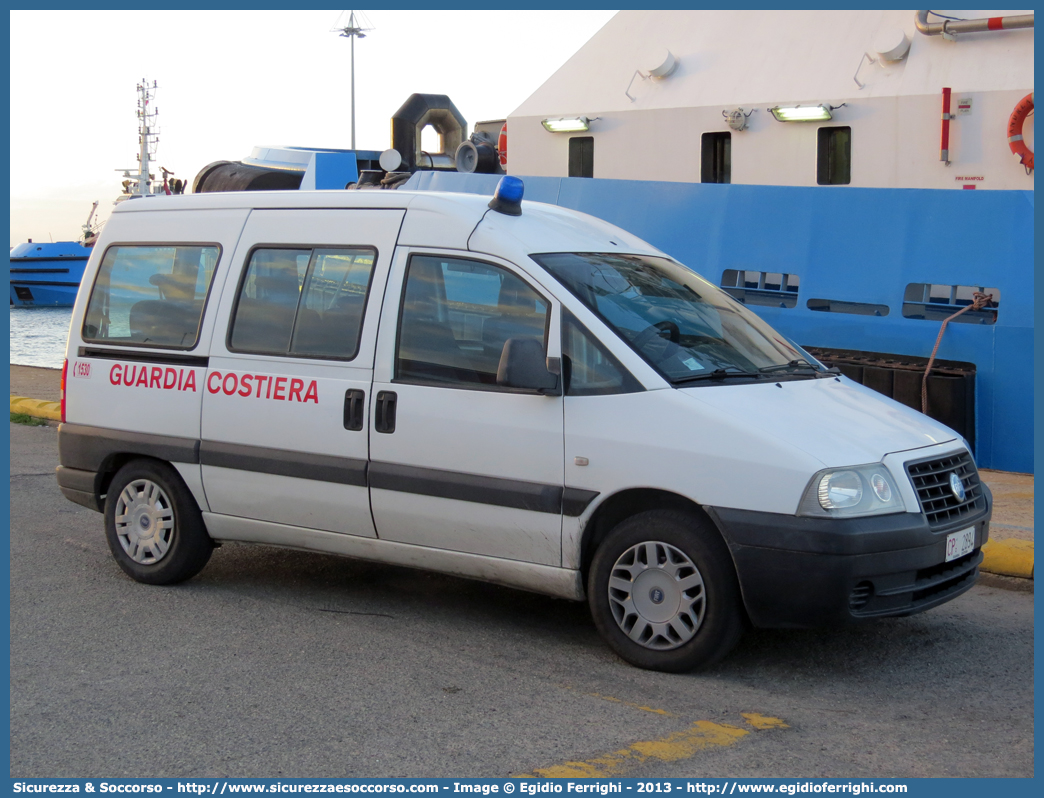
705, 483, 992, 628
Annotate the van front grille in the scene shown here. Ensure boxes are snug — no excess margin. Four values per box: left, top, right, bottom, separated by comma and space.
905, 451, 985, 529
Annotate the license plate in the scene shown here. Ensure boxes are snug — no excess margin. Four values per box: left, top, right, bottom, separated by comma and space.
945, 527, 976, 562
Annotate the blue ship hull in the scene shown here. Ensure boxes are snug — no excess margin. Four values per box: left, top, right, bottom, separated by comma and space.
407, 172, 1033, 474
9, 240, 91, 307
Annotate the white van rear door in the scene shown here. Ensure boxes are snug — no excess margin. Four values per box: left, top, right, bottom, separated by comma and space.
67, 209, 250, 439
200, 209, 404, 537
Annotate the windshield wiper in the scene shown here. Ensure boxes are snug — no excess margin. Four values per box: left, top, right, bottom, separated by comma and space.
757, 359, 841, 378
758, 358, 819, 374
674, 367, 762, 384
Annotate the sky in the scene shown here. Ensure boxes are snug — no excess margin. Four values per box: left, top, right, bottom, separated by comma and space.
9, 9, 617, 247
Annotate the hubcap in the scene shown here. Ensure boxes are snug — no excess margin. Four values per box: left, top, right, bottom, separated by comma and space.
114, 478, 175, 565
607, 541, 706, 650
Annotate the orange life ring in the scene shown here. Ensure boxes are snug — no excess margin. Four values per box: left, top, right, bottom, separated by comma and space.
498, 122, 507, 168
1007, 92, 1034, 172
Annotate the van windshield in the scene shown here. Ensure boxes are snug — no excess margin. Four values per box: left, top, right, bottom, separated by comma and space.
532, 253, 816, 384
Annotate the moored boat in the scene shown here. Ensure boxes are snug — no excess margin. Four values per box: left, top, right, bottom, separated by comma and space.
9, 202, 97, 307
9, 241, 93, 307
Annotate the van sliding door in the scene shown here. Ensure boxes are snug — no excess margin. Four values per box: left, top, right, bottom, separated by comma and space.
199, 209, 403, 538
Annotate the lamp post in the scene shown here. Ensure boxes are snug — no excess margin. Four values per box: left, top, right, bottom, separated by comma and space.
333, 10, 372, 151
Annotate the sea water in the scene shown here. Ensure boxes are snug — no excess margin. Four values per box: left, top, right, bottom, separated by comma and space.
9, 306, 73, 369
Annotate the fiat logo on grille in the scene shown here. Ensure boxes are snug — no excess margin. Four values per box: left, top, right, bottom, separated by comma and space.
949, 472, 966, 501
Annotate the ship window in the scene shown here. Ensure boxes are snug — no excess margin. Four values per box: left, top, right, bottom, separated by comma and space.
82, 244, 220, 349
817, 126, 851, 185
701, 132, 731, 183
720, 269, 798, 308
902, 283, 1000, 325
569, 137, 594, 178
807, 298, 889, 316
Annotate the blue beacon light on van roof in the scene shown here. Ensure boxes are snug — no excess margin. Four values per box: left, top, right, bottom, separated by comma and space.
488, 176, 524, 216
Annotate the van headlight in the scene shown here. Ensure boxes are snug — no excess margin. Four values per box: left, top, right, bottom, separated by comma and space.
797, 464, 906, 517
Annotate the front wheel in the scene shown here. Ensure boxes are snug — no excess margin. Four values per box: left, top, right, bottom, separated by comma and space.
104, 459, 213, 585
588, 509, 744, 672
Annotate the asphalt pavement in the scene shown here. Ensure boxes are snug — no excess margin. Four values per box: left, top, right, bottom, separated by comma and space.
9, 422, 1035, 778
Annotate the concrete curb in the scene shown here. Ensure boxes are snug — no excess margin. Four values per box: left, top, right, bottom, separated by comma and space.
981, 538, 1034, 579
7, 392, 1035, 582
10, 395, 61, 421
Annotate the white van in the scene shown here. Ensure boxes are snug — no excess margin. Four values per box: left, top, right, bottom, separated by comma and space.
56, 178, 991, 672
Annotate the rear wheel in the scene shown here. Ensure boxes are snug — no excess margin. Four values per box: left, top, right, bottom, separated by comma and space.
588, 509, 744, 672
104, 460, 212, 585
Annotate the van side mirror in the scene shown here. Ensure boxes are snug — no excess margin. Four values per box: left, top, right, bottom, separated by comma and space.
496, 338, 561, 395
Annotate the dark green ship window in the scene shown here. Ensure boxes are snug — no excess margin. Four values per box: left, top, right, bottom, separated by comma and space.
817, 126, 851, 185
701, 132, 731, 183
568, 137, 594, 178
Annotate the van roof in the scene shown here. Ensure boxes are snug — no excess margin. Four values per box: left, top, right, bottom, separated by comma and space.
110, 189, 664, 257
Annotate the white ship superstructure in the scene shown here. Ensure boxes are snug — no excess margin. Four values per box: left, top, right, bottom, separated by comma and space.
507, 10, 1033, 191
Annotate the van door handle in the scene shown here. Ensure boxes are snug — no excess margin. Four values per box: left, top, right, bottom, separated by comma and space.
374, 390, 397, 434
343, 389, 365, 431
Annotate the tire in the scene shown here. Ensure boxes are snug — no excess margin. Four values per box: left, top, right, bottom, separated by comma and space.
588, 509, 744, 672
104, 459, 213, 585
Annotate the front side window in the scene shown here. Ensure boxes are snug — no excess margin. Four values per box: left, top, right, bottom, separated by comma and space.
563, 311, 642, 396
228, 247, 375, 359
534, 253, 814, 384
396, 255, 549, 388
82, 245, 220, 348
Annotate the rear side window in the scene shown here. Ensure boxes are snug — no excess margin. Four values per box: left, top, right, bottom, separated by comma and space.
228, 247, 376, 359
82, 245, 220, 349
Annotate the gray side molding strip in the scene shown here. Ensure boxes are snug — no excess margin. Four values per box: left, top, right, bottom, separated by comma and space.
58, 423, 200, 471
200, 440, 368, 487
57, 425, 599, 516
369, 461, 598, 517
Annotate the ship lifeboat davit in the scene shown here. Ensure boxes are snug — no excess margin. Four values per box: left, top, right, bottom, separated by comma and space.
1007, 92, 1034, 172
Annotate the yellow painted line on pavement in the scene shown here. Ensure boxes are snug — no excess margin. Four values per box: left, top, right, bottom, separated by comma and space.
740, 712, 789, 730
586, 692, 676, 717
981, 538, 1034, 579
10, 396, 61, 421
518, 714, 788, 778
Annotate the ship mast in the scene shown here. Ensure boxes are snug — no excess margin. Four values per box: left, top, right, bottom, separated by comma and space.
118, 80, 160, 198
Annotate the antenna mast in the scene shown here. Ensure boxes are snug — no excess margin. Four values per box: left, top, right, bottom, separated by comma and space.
118, 80, 160, 197
333, 11, 373, 150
